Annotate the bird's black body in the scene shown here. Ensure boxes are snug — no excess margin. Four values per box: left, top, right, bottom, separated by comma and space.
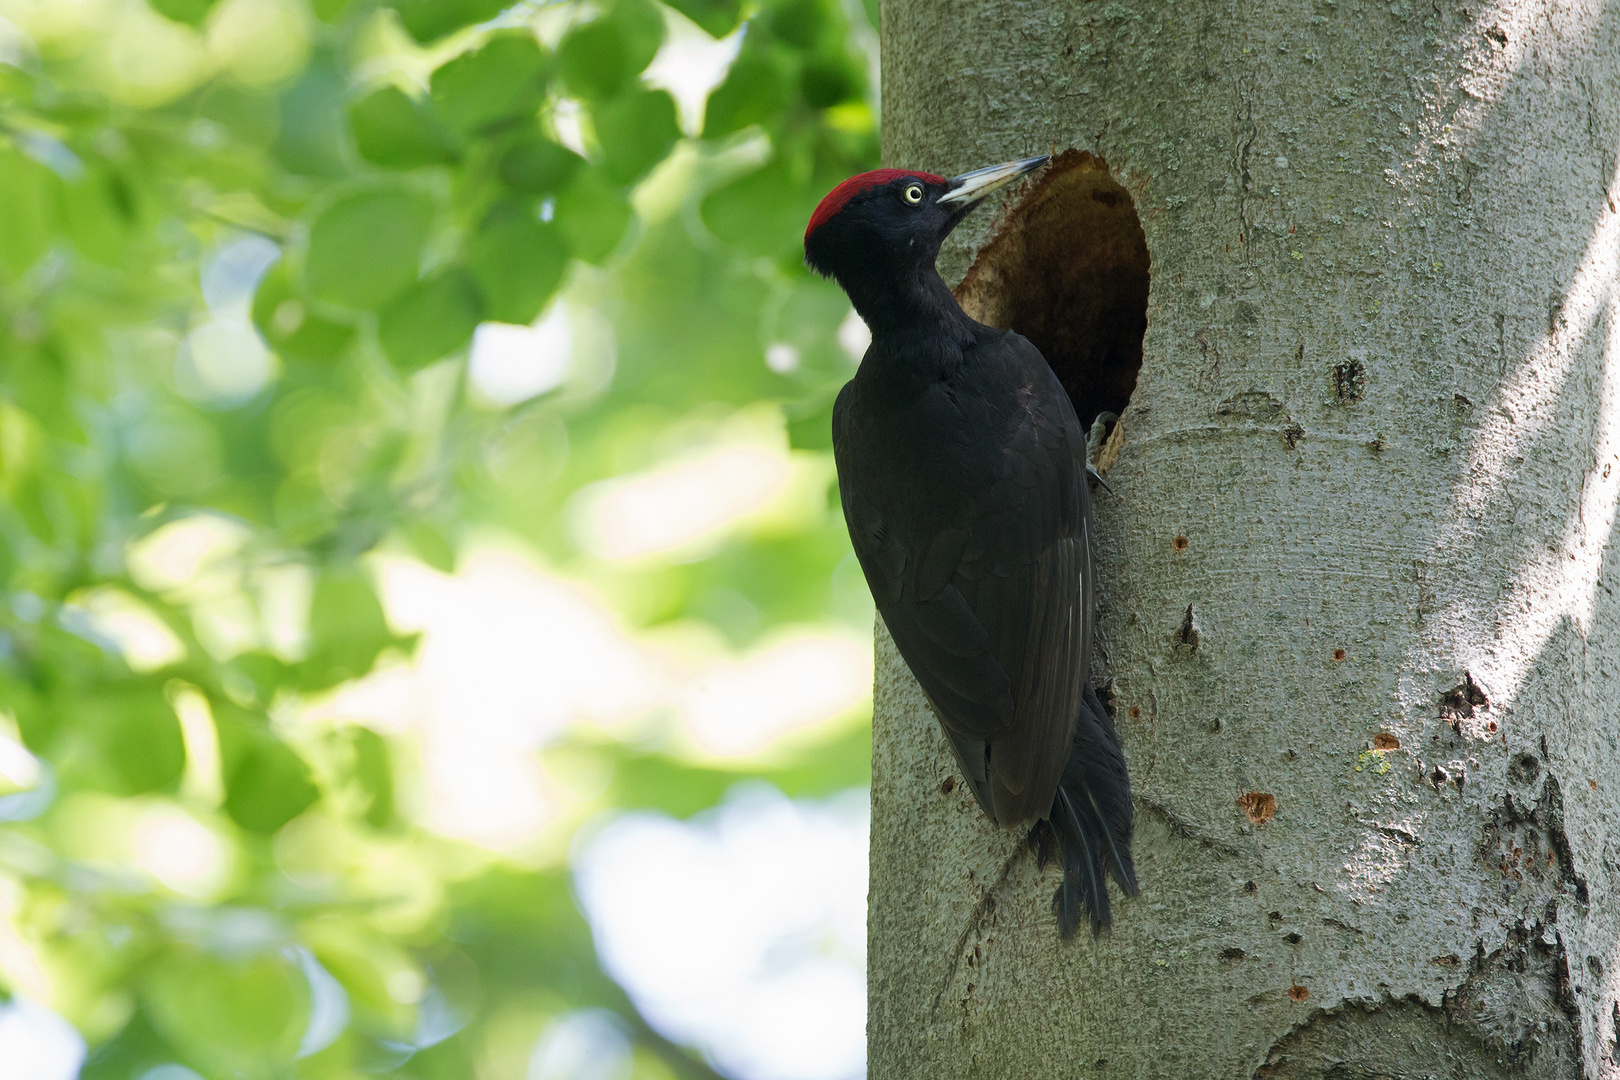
807, 162, 1137, 936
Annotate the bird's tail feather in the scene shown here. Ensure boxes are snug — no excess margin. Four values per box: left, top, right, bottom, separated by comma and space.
1050, 685, 1137, 938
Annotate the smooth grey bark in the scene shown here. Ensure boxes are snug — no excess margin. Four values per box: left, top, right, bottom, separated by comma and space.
870, 0, 1620, 1076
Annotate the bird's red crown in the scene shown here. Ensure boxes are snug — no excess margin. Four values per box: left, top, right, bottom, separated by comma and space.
804, 169, 947, 242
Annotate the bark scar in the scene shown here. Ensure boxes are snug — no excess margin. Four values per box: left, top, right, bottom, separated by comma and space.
1141, 796, 1242, 856
930, 845, 1023, 1018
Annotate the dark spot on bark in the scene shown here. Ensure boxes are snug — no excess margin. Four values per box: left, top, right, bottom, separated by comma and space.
1509, 753, 1541, 786
1285, 932, 1303, 945
953, 149, 1147, 430
941, 776, 955, 794
1372, 733, 1400, 750
1288, 983, 1310, 1002
1209, 718, 1223, 732
1454, 392, 1474, 411
1283, 421, 1305, 448
1129, 705, 1141, 719
1441, 672, 1489, 722
1432, 953, 1461, 966
1220, 947, 1246, 962
1331, 358, 1366, 402
1172, 534, 1189, 551
1239, 791, 1275, 823
1332, 647, 1347, 662
1269, 910, 1283, 923
1485, 24, 1507, 44
1431, 764, 1451, 788
1480, 776, 1586, 909
1486, 720, 1498, 733
1174, 604, 1200, 650
1378, 825, 1420, 847
1216, 390, 1286, 420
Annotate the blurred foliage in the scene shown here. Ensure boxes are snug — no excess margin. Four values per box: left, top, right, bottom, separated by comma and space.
0, 0, 878, 1075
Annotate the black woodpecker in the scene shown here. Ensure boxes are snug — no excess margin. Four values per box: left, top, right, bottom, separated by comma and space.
805, 158, 1137, 936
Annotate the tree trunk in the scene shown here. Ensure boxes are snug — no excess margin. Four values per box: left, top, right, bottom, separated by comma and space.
870, 0, 1620, 1075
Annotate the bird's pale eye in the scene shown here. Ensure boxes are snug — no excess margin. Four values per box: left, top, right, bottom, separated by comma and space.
903, 184, 924, 205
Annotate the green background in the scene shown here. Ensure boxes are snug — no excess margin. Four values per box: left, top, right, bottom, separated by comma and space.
0, 0, 879, 1074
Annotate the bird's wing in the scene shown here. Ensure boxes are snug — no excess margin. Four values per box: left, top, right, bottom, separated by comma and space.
835, 332, 1091, 825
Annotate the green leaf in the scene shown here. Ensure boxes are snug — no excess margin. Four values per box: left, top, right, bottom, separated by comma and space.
252, 261, 357, 363
768, 0, 835, 48
149, 0, 216, 26
611, 0, 667, 74
701, 158, 807, 259
468, 202, 568, 324
60, 165, 139, 266
216, 704, 318, 837
497, 133, 584, 194
83, 688, 186, 796
311, 0, 355, 20
555, 20, 625, 101
378, 265, 484, 370
555, 0, 665, 101
303, 186, 433, 310
553, 168, 632, 265
663, 0, 742, 37
274, 65, 352, 178
429, 30, 549, 136
801, 54, 860, 107
785, 393, 836, 450
222, 653, 289, 709
593, 88, 680, 184
391, 0, 509, 43
347, 86, 459, 168
142, 949, 310, 1077
126, 405, 225, 498
301, 567, 396, 690
400, 519, 456, 571
0, 150, 56, 280
701, 50, 792, 138
196, 81, 281, 147
350, 727, 395, 828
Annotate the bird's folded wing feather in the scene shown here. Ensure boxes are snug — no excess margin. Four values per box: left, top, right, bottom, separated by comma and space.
837, 333, 1090, 824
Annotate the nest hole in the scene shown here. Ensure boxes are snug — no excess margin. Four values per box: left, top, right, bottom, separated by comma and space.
954, 149, 1150, 430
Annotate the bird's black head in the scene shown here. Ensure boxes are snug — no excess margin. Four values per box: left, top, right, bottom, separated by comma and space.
803, 157, 1048, 330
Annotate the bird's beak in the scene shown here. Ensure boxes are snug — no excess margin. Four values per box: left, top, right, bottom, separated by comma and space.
937, 155, 1049, 205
